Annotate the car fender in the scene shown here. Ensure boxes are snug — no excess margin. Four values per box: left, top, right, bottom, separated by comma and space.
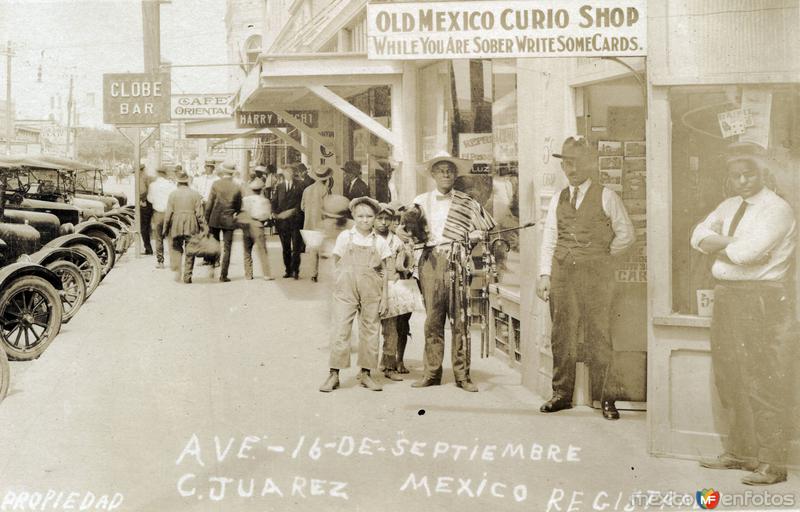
75, 221, 118, 240
0, 262, 63, 291
27, 246, 80, 267
45, 233, 103, 253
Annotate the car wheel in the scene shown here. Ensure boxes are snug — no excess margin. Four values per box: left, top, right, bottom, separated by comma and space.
0, 349, 9, 403
84, 232, 116, 276
63, 246, 102, 297
45, 260, 87, 323
0, 276, 64, 361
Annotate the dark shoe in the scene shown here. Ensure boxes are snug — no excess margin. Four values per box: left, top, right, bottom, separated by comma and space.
397, 362, 410, 374
602, 400, 620, 420
219, 276, 230, 283
283, 273, 292, 278
742, 464, 787, 486
360, 372, 382, 391
384, 370, 403, 382
319, 372, 340, 393
183, 277, 192, 284
293, 272, 299, 280
540, 397, 572, 413
143, 250, 153, 255
311, 275, 318, 282
411, 377, 441, 388
456, 379, 478, 392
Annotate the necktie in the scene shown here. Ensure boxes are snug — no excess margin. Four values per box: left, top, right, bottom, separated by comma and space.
727, 200, 749, 236
570, 187, 578, 210
287, 182, 291, 193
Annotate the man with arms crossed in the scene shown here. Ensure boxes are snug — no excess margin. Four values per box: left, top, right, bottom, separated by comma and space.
692, 142, 796, 486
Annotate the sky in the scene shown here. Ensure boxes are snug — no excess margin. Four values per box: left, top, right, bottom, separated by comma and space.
1, 0, 230, 128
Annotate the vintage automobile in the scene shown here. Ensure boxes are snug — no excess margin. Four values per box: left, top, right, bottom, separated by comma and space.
0, 157, 120, 276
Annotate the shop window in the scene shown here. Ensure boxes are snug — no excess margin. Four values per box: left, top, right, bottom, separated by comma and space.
418, 60, 520, 283
670, 85, 800, 315
344, 86, 392, 199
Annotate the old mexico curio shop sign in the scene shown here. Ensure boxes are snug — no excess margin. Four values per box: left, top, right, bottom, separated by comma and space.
367, 0, 647, 59
103, 73, 171, 124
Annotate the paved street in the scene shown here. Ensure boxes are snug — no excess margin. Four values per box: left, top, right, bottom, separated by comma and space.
0, 240, 796, 512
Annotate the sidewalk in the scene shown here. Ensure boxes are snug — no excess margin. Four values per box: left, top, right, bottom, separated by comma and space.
0, 239, 796, 512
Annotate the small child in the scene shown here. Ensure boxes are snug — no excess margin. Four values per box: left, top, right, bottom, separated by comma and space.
320, 197, 391, 392
374, 203, 411, 382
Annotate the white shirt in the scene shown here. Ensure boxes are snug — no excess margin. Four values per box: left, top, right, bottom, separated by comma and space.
413, 189, 453, 245
691, 187, 796, 281
147, 177, 176, 213
192, 174, 218, 202
539, 179, 635, 275
332, 227, 393, 260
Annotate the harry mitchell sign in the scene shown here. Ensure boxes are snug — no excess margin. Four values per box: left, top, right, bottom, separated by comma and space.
366, 0, 647, 60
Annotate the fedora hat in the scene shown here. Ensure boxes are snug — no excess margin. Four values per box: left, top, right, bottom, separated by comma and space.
422, 151, 472, 176
311, 167, 333, 180
322, 194, 351, 219
552, 136, 594, 160
175, 171, 190, 184
216, 162, 236, 176
349, 196, 381, 215
342, 160, 361, 175
253, 165, 267, 174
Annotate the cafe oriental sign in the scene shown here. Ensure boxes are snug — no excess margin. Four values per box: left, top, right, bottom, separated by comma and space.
103, 73, 171, 125
367, 0, 646, 59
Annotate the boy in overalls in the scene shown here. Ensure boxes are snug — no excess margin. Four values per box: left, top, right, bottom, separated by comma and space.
320, 197, 391, 392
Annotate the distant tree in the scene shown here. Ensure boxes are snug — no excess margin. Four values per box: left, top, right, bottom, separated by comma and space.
75, 128, 133, 166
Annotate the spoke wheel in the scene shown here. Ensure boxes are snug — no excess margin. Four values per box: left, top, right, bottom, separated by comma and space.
0, 276, 63, 361
63, 246, 102, 297
86, 233, 116, 276
46, 260, 87, 323
0, 349, 9, 403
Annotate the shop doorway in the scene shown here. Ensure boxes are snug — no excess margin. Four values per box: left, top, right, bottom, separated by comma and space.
577, 76, 647, 406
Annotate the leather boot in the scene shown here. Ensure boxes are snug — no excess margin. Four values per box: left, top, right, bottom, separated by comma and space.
319, 371, 340, 393
741, 464, 788, 486
359, 371, 382, 391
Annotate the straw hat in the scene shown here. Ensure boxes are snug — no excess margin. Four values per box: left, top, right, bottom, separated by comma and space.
216, 162, 236, 176
175, 171, 190, 184
422, 151, 472, 176
249, 178, 265, 191
311, 167, 333, 180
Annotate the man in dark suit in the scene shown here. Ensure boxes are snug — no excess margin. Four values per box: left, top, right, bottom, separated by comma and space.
342, 160, 369, 201
294, 162, 315, 190
205, 162, 242, 282
271, 165, 305, 279
137, 164, 155, 255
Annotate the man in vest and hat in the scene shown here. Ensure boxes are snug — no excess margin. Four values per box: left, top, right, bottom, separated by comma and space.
536, 136, 634, 420
205, 162, 242, 282
411, 152, 495, 393
692, 142, 796, 485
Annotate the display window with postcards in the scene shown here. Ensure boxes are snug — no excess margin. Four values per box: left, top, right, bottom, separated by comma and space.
668, 84, 800, 317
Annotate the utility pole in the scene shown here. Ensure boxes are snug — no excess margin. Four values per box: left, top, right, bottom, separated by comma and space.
3, 41, 14, 156
65, 75, 74, 158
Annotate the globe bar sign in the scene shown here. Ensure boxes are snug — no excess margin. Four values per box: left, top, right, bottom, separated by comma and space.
103, 73, 171, 124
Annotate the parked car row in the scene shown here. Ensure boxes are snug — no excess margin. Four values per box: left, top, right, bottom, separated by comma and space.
0, 157, 134, 403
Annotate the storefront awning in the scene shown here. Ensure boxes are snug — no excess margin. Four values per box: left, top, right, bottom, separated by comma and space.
235, 52, 403, 147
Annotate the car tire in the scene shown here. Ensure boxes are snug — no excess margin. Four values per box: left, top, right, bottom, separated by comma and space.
45, 260, 87, 323
0, 276, 64, 361
84, 232, 116, 276
64, 246, 102, 298
0, 349, 9, 403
